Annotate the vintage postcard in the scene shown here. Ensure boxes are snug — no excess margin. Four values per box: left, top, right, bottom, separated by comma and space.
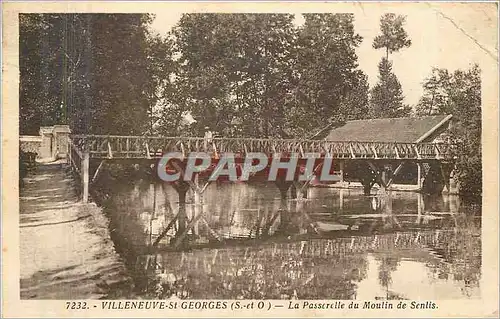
2, 1, 499, 318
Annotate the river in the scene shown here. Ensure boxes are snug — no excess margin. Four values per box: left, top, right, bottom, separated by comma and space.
95, 177, 481, 300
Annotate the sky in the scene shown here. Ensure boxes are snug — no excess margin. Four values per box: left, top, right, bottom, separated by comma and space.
148, 2, 498, 107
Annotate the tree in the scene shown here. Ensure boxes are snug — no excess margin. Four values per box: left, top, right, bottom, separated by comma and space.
369, 58, 411, 118
83, 14, 160, 135
447, 66, 482, 197
372, 13, 412, 60
416, 65, 481, 197
415, 68, 452, 115
168, 13, 369, 139
288, 13, 367, 137
338, 70, 370, 121
19, 14, 166, 135
20, 14, 68, 135
171, 13, 297, 138
142, 33, 179, 135
368, 13, 412, 119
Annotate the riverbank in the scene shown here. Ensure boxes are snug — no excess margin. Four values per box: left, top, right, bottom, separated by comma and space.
19, 161, 134, 299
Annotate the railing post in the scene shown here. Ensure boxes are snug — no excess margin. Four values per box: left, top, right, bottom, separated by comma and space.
67, 137, 72, 167
417, 162, 422, 190
82, 151, 90, 203
339, 160, 345, 184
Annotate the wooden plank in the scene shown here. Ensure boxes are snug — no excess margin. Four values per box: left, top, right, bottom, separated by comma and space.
126, 138, 130, 158
152, 214, 180, 247
82, 152, 90, 203
394, 145, 400, 159
145, 142, 151, 159
172, 211, 204, 248
349, 144, 355, 158
91, 160, 105, 183
107, 141, 113, 159
414, 145, 421, 159
385, 162, 405, 188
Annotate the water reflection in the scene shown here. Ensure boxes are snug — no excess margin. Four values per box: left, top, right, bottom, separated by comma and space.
97, 179, 481, 300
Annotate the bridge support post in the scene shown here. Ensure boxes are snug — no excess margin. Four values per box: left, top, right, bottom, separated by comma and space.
293, 181, 308, 199
361, 180, 375, 196
290, 183, 297, 199
275, 179, 292, 200
417, 193, 425, 224
275, 198, 293, 235
339, 160, 345, 184
339, 189, 344, 212
360, 162, 377, 195
421, 162, 445, 195
440, 163, 454, 194
171, 180, 190, 247
67, 138, 71, 167
417, 163, 422, 190
82, 151, 89, 203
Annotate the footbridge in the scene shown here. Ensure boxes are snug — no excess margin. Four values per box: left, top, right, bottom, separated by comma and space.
68, 135, 455, 202
61, 133, 458, 252
69, 135, 452, 160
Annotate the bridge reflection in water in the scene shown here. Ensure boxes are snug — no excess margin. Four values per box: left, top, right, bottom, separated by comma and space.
99, 181, 481, 300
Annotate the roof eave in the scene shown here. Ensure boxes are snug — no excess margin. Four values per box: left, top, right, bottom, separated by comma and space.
414, 114, 453, 143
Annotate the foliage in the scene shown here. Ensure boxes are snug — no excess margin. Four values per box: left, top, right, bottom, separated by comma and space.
415, 68, 452, 115
166, 13, 369, 138
372, 13, 412, 59
19, 13, 377, 138
288, 14, 368, 137
368, 13, 412, 119
19, 14, 169, 135
416, 65, 482, 197
170, 13, 298, 138
19, 14, 65, 135
369, 58, 411, 118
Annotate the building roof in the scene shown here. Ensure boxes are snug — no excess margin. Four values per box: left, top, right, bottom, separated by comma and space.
324, 115, 453, 143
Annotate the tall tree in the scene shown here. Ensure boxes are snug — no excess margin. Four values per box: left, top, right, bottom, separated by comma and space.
171, 13, 297, 138
19, 14, 166, 135
372, 13, 412, 60
20, 14, 67, 135
369, 58, 411, 118
450, 65, 481, 197
288, 13, 366, 137
417, 65, 481, 197
82, 14, 159, 135
169, 13, 368, 139
338, 70, 370, 121
368, 13, 412, 119
415, 68, 452, 115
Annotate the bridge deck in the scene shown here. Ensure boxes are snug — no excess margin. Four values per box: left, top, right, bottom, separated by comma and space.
70, 135, 455, 161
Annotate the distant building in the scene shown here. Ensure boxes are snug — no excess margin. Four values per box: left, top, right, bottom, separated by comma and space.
322, 114, 453, 143
315, 115, 455, 193
20, 125, 71, 160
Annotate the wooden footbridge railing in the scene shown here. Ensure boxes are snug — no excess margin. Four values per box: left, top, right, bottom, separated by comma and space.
67, 135, 455, 203
69, 135, 455, 160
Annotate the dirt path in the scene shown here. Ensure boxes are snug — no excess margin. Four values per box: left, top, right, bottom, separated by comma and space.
19, 162, 133, 299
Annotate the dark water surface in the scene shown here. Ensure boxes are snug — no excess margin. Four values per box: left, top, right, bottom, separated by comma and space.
97, 179, 481, 300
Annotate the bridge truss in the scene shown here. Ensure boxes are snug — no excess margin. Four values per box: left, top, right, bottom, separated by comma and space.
67, 134, 456, 251
70, 135, 455, 160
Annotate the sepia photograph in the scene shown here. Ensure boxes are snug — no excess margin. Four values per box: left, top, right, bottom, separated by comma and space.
2, 1, 499, 318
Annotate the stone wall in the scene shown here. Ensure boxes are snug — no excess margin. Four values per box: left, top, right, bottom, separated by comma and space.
20, 125, 70, 160
19, 136, 42, 156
